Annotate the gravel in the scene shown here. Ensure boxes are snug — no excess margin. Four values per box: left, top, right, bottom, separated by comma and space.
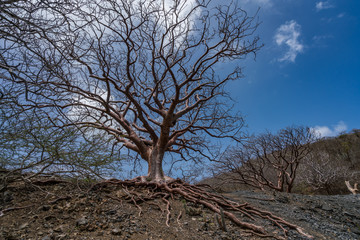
226, 190, 360, 240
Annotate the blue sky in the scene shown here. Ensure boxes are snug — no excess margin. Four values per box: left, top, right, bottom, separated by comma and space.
225, 0, 360, 137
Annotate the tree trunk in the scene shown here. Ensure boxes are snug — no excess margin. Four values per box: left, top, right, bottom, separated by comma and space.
147, 147, 165, 182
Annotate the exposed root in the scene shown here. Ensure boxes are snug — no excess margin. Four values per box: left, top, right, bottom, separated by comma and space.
161, 193, 171, 227
48, 196, 71, 204
0, 205, 34, 217
92, 178, 313, 239
177, 210, 182, 224
130, 175, 175, 183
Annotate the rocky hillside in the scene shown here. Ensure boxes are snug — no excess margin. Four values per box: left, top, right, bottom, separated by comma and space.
204, 130, 360, 195
1, 176, 359, 240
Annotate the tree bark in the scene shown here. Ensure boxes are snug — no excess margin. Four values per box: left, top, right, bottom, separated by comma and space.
147, 146, 165, 181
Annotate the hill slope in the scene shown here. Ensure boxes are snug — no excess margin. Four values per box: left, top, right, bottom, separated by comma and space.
204, 130, 360, 195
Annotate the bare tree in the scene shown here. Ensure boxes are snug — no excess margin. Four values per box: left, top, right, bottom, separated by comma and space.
296, 137, 360, 194
0, 3, 317, 237
214, 126, 316, 193
299, 151, 351, 194
0, 0, 261, 182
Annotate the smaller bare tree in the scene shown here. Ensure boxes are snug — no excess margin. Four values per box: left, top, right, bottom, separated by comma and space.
213, 126, 316, 193
298, 151, 351, 194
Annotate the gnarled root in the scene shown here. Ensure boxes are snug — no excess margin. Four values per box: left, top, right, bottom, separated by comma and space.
93, 178, 312, 239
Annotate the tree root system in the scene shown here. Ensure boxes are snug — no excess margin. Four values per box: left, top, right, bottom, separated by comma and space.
92, 178, 313, 239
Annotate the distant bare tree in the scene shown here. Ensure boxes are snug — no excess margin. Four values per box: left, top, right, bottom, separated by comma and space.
297, 136, 360, 194
214, 126, 316, 193
298, 151, 351, 194
0, 0, 261, 182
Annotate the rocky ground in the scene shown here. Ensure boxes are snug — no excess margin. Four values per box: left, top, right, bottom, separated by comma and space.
0, 177, 359, 240
225, 191, 360, 240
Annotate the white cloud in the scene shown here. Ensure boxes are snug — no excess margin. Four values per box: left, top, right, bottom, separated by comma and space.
316, 1, 335, 11
311, 121, 347, 138
274, 20, 304, 63
334, 121, 347, 133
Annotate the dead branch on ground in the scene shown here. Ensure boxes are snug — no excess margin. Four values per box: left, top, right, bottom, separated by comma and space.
345, 181, 358, 195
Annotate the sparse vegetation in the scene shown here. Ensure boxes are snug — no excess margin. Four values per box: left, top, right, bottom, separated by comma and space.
296, 131, 360, 194
0, 93, 124, 191
208, 130, 360, 195
212, 126, 316, 193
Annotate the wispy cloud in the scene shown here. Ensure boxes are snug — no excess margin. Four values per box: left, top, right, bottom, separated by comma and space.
337, 13, 345, 18
312, 35, 333, 47
311, 121, 347, 138
238, 0, 273, 8
316, 1, 335, 11
274, 20, 304, 63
